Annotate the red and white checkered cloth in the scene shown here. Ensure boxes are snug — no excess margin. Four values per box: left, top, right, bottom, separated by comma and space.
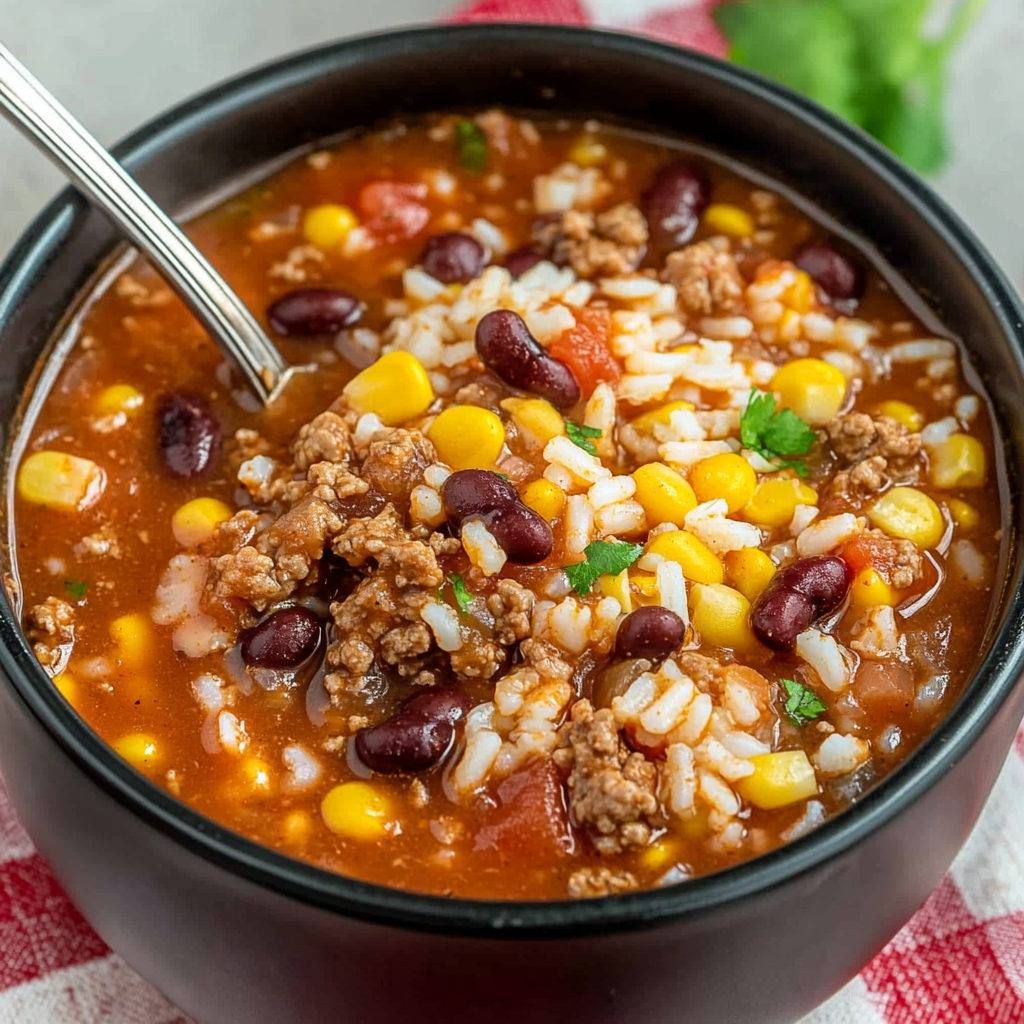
2, 4, 1022, 1021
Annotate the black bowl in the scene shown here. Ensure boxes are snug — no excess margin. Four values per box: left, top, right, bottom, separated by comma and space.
1, 25, 1023, 1024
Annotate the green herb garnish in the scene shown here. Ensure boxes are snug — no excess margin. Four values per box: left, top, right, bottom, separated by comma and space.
455, 118, 488, 173
494, 471, 512, 482
566, 421, 602, 456
714, 0, 988, 174
739, 389, 818, 476
63, 579, 88, 602
446, 573, 474, 615
781, 678, 828, 726
564, 540, 643, 596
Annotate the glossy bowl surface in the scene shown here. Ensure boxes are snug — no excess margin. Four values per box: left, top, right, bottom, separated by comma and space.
1, 24, 1023, 1024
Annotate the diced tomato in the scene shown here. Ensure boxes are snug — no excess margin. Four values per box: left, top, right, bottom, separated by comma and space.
357, 181, 430, 243
548, 307, 621, 397
841, 534, 898, 576
472, 759, 573, 860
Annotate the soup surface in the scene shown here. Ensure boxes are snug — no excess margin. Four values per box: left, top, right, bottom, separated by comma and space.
12, 112, 1000, 900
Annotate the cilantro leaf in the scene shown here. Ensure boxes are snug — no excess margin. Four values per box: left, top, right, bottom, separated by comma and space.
564, 540, 643, 596
455, 119, 488, 173
781, 678, 828, 726
566, 421, 602, 456
63, 579, 88, 602
494, 471, 511, 482
739, 389, 817, 476
446, 573, 474, 615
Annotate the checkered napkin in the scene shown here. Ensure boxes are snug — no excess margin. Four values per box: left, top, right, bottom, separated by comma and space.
1, 3, 1022, 1020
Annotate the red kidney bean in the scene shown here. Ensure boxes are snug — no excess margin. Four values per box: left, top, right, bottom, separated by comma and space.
158, 392, 221, 477
475, 310, 580, 409
240, 606, 322, 669
750, 555, 853, 651
615, 606, 686, 662
487, 504, 554, 564
504, 246, 544, 278
267, 288, 362, 336
642, 158, 710, 249
793, 242, 864, 302
441, 469, 519, 523
421, 232, 486, 284
403, 686, 472, 725
355, 713, 454, 774
592, 658, 652, 710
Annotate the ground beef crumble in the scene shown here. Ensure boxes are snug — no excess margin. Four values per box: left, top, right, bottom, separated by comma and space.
532, 202, 648, 278
567, 866, 639, 898
826, 412, 924, 502
663, 238, 745, 318
26, 597, 75, 673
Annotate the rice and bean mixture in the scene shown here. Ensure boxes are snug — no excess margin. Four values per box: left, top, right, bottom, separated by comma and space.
15, 112, 1000, 899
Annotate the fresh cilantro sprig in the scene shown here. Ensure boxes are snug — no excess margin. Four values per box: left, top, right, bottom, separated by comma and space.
566, 421, 602, 456
564, 540, 643, 596
714, 0, 989, 174
63, 579, 88, 602
442, 573, 474, 615
740, 389, 818, 476
455, 119, 488, 173
781, 678, 828, 727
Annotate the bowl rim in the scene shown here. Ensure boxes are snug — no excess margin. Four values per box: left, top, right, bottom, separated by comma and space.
2, 22, 1023, 939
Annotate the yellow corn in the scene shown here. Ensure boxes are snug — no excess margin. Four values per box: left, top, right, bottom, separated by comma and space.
18, 451, 104, 512
281, 810, 313, 845
522, 479, 566, 521
632, 463, 698, 526
113, 733, 161, 773
771, 358, 846, 425
947, 498, 979, 530
724, 547, 777, 603
94, 383, 144, 418
629, 400, 695, 435
703, 203, 754, 238
639, 837, 677, 871
742, 477, 818, 529
689, 583, 757, 651
342, 351, 434, 426
629, 572, 659, 603
569, 136, 609, 167
500, 397, 565, 449
876, 400, 924, 432
690, 452, 757, 514
303, 203, 359, 249
781, 270, 815, 314
53, 671, 77, 706
928, 433, 986, 489
645, 530, 723, 585
736, 751, 819, 810
237, 757, 274, 797
172, 497, 233, 548
110, 613, 152, 671
777, 308, 803, 343
598, 569, 633, 614
321, 781, 392, 840
867, 486, 944, 549
679, 806, 711, 841
849, 566, 900, 608
428, 405, 505, 470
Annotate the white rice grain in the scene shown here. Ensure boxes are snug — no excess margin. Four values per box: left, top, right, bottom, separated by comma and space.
813, 733, 870, 777
544, 434, 611, 484
588, 475, 636, 509
795, 629, 852, 692
955, 395, 980, 422
921, 417, 959, 446
282, 744, 322, 793
421, 602, 464, 652
887, 338, 956, 363
461, 520, 507, 576
685, 499, 763, 555
564, 495, 595, 558
594, 500, 646, 537
850, 606, 900, 658
656, 560, 689, 623
796, 513, 862, 557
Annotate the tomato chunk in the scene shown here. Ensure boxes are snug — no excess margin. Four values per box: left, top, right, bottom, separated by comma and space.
548, 307, 620, 397
357, 181, 430, 243
841, 534, 904, 581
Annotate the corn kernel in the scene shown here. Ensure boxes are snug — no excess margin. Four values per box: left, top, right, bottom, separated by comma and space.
94, 383, 144, 418
53, 671, 77, 706
690, 453, 757, 513
689, 583, 757, 651
303, 203, 359, 249
724, 547, 777, 603
18, 451, 104, 512
321, 781, 392, 840
639, 837, 677, 871
876, 400, 924, 432
736, 751, 819, 810
113, 733, 161, 773
742, 477, 818, 529
928, 433, 986, 489
782, 270, 815, 314
282, 810, 313, 845
771, 358, 846, 425
110, 613, 152, 670
849, 566, 900, 608
569, 136, 609, 167
679, 807, 710, 841
598, 569, 633, 614
500, 397, 565, 449
238, 757, 274, 797
645, 530, 723, 585
703, 203, 754, 238
521, 479, 565, 521
172, 497, 233, 547
867, 486, 944, 549
629, 400, 695, 435
629, 572, 659, 603
947, 498, 979, 530
428, 405, 505, 470
632, 463, 698, 527
342, 351, 434, 426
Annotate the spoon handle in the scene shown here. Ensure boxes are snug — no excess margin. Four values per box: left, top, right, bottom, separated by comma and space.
0, 40, 290, 405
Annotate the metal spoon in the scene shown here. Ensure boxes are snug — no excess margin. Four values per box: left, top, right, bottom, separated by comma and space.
0, 40, 297, 406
